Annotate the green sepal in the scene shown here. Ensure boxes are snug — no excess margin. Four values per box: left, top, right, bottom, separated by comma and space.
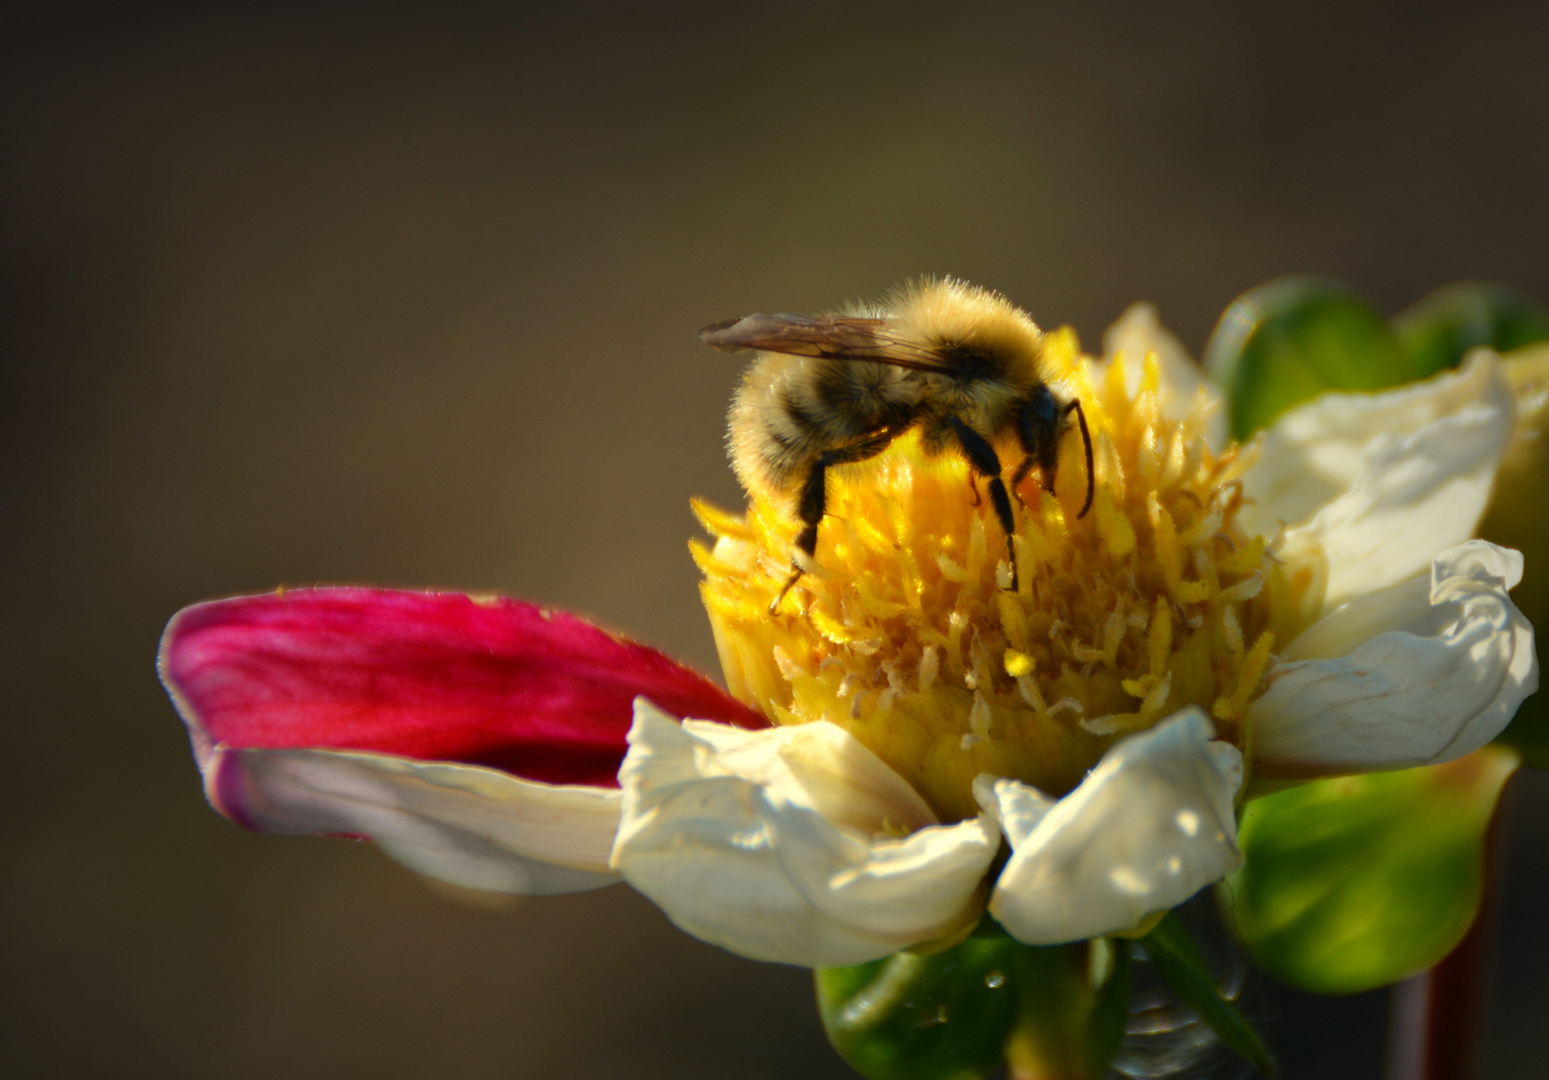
1085, 939, 1134, 1076
1204, 276, 1414, 439
1390, 282, 1549, 378
815, 936, 1021, 1080
815, 930, 1137, 1080
1220, 748, 1518, 995
1003, 939, 1129, 1080
1140, 914, 1277, 1076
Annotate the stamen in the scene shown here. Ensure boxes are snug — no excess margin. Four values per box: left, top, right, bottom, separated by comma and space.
1215, 631, 1276, 721
918, 646, 939, 694
1221, 607, 1245, 661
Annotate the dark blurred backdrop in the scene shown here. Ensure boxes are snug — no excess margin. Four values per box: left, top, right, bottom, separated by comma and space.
3, 3, 1547, 1077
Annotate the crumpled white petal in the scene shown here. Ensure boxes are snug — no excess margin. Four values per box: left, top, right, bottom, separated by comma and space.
1240, 352, 1515, 608
974, 709, 1243, 945
610, 699, 999, 967
1102, 303, 1228, 450
209, 745, 622, 895
1251, 540, 1538, 776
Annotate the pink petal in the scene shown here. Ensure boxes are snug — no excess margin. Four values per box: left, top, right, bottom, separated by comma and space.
160, 587, 765, 788
204, 745, 625, 895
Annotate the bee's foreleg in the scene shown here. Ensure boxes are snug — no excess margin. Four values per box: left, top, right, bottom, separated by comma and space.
1009, 455, 1036, 508
1014, 386, 1061, 510
947, 417, 1018, 592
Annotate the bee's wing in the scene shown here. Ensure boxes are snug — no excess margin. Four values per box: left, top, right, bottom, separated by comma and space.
699, 314, 952, 373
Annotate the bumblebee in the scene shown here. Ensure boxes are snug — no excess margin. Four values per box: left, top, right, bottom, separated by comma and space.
702, 279, 1094, 609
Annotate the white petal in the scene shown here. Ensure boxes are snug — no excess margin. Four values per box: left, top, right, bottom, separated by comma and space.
977, 709, 1243, 945
1102, 303, 1228, 449
1240, 353, 1515, 608
210, 746, 622, 895
610, 700, 999, 967
1251, 540, 1538, 776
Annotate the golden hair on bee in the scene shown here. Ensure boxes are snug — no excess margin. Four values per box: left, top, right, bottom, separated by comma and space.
702, 278, 1093, 610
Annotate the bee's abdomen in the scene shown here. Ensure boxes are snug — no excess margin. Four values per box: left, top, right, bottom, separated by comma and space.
728, 355, 917, 499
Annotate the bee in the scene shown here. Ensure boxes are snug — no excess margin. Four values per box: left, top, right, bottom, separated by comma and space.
702, 278, 1094, 610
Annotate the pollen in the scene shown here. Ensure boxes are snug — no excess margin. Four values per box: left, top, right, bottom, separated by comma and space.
693, 333, 1323, 821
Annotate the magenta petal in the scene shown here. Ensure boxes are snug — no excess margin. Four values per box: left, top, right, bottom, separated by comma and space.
160, 587, 766, 788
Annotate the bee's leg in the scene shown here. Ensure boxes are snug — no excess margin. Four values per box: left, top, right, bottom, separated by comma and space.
770, 466, 827, 613
772, 428, 905, 613
967, 475, 982, 506
946, 417, 1019, 592
1010, 455, 1036, 509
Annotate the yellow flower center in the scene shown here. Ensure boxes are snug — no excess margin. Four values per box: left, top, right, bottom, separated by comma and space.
692, 329, 1322, 821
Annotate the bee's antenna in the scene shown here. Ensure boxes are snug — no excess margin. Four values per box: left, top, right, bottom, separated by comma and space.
1066, 399, 1095, 518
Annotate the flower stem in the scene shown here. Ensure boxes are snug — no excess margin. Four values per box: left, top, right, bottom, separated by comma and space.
1386, 776, 1512, 1080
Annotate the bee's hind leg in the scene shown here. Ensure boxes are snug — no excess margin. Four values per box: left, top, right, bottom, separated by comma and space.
770, 521, 818, 614
771, 428, 904, 614
946, 417, 1019, 592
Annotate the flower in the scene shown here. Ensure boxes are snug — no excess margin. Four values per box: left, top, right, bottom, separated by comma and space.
159, 286, 1536, 974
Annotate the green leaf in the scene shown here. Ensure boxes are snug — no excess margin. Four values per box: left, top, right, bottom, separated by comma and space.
815, 936, 1021, 1080
1204, 276, 1415, 440
1391, 282, 1549, 378
1141, 914, 1277, 1076
1220, 748, 1518, 994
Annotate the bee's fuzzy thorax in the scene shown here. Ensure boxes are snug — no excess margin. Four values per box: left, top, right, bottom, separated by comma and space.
888, 277, 1048, 387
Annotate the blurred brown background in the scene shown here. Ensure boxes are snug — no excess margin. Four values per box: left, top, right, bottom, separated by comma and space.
3, 2, 1547, 1077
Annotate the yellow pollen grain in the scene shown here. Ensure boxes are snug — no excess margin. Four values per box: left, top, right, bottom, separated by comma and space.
1004, 649, 1036, 678
695, 328, 1310, 820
